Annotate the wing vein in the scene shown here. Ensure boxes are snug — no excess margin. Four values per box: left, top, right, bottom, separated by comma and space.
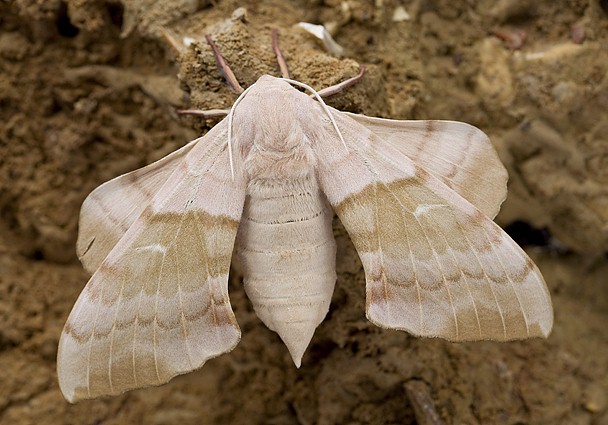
91, 199, 140, 247
481, 224, 530, 337
454, 219, 507, 338
381, 179, 458, 337
107, 265, 127, 394
373, 181, 390, 314
131, 277, 145, 387
426, 209, 483, 338
175, 223, 195, 369
86, 277, 105, 398
399, 200, 424, 332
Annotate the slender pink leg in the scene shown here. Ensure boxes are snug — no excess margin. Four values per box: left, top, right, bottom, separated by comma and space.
179, 30, 366, 119
177, 108, 229, 118
272, 29, 290, 79
179, 35, 243, 118
205, 35, 244, 94
316, 65, 366, 97
272, 28, 364, 96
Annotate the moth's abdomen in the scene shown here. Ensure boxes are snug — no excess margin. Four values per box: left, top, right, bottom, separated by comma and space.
237, 178, 336, 366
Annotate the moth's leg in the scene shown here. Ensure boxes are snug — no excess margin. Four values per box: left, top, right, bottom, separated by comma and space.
205, 34, 244, 94
178, 35, 243, 118
177, 108, 230, 118
272, 29, 290, 79
271, 27, 363, 96
316, 65, 366, 97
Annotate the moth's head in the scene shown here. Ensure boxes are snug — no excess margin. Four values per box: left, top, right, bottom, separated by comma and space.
232, 75, 327, 148
248, 74, 303, 96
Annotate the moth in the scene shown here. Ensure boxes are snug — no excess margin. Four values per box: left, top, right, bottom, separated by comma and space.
58, 32, 553, 402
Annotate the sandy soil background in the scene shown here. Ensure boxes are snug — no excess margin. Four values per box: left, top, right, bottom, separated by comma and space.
1, 0, 607, 424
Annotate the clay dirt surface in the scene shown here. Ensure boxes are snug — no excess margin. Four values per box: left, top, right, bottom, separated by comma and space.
1, 0, 607, 424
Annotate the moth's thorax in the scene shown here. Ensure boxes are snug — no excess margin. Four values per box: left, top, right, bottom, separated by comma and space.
232, 76, 330, 186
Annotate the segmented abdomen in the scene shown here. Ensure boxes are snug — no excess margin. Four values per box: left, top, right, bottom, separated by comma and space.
236, 178, 337, 365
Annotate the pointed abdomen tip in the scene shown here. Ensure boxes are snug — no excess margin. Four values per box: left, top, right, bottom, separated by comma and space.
293, 357, 302, 368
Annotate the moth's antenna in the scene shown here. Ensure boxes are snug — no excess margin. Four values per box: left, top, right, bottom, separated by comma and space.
279, 78, 348, 151
226, 85, 255, 181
